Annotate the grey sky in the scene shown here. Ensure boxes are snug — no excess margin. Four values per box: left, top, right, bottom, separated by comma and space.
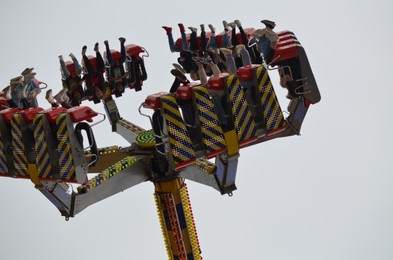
0, 0, 392, 259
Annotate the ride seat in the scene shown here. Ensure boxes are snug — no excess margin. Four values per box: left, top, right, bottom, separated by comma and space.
41, 107, 68, 124
174, 82, 200, 100
0, 107, 21, 123
206, 73, 230, 90
67, 106, 98, 123
18, 107, 44, 123
125, 44, 144, 58
237, 64, 260, 81
277, 30, 297, 41
271, 31, 301, 64
271, 42, 300, 64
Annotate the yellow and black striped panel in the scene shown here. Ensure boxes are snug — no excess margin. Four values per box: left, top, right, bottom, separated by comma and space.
160, 95, 196, 166
55, 113, 76, 181
154, 192, 175, 260
226, 74, 257, 141
0, 130, 7, 175
192, 86, 227, 154
32, 114, 52, 179
180, 183, 202, 260
192, 158, 216, 174
256, 66, 286, 132
10, 115, 28, 177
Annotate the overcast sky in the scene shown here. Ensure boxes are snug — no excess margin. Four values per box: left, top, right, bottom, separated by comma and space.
1, 0, 392, 259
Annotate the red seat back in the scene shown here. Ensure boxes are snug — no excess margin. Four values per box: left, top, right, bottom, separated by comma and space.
67, 106, 98, 123
17, 107, 44, 123
41, 107, 68, 124
174, 83, 201, 100
143, 92, 169, 111
125, 44, 144, 59
0, 108, 21, 123
237, 64, 260, 81
206, 73, 229, 90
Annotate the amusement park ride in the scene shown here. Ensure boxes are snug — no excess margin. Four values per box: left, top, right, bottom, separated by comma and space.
0, 23, 320, 259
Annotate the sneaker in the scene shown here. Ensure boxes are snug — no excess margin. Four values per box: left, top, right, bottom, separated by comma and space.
24, 72, 36, 79
69, 53, 75, 59
10, 76, 23, 86
104, 40, 109, 45
162, 26, 172, 34
54, 88, 68, 103
286, 93, 295, 100
59, 55, 63, 60
219, 48, 233, 57
234, 19, 242, 27
261, 19, 276, 29
45, 89, 52, 100
200, 24, 205, 31
94, 42, 99, 52
118, 37, 126, 43
188, 27, 197, 33
236, 44, 246, 55
171, 69, 189, 84
172, 63, 187, 74
178, 23, 185, 32
21, 67, 34, 76
222, 20, 229, 31
228, 22, 236, 29
23, 73, 36, 85
208, 24, 215, 33
82, 45, 87, 55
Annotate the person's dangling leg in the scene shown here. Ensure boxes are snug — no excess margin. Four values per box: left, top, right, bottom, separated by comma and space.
222, 21, 231, 48
119, 37, 126, 63
69, 53, 82, 76
95, 43, 105, 72
94, 43, 106, 91
104, 40, 115, 67
178, 23, 189, 51
188, 27, 198, 52
59, 55, 71, 80
208, 24, 219, 51
229, 22, 238, 48
82, 45, 94, 97
235, 20, 248, 46
162, 26, 180, 53
200, 24, 207, 51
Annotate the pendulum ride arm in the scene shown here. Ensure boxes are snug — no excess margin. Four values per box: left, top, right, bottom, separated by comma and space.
154, 177, 202, 260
